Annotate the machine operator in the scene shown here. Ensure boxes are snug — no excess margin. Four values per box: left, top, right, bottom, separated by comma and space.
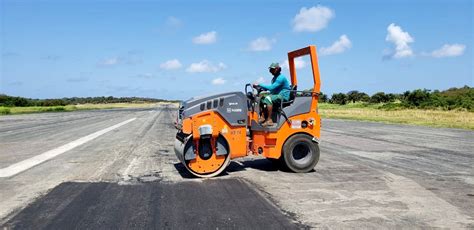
253, 63, 291, 127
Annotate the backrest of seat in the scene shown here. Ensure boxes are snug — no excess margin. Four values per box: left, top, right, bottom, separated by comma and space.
289, 85, 297, 101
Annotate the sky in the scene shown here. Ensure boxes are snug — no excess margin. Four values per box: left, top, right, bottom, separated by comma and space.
0, 0, 473, 100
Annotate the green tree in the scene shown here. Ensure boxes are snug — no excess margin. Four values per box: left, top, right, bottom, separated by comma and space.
347, 90, 369, 103
370, 92, 390, 103
318, 92, 328, 103
331, 93, 347, 105
405, 89, 431, 106
361, 94, 370, 102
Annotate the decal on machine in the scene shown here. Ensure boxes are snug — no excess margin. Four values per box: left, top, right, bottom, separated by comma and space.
291, 120, 302, 129
226, 108, 242, 113
221, 125, 228, 134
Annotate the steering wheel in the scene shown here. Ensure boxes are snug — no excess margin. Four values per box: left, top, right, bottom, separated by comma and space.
245, 83, 264, 99
245, 83, 265, 111
253, 85, 264, 94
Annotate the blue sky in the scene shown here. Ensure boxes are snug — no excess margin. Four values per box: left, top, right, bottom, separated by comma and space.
1, 0, 472, 100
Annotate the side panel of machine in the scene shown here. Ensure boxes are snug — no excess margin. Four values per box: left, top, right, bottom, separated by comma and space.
182, 92, 248, 127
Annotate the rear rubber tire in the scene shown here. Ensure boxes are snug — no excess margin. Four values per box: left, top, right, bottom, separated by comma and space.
282, 134, 320, 173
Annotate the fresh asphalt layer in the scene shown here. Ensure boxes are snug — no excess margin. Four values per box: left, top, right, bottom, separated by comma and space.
0, 106, 473, 229
6, 179, 298, 230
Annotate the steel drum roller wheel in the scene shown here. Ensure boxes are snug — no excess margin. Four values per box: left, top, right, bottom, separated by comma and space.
182, 135, 231, 178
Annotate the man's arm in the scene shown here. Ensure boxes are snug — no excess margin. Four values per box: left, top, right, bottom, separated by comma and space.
259, 76, 284, 91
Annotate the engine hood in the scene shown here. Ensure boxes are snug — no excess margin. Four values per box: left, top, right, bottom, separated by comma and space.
178, 91, 248, 127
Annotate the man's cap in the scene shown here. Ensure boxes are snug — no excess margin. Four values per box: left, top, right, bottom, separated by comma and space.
268, 62, 280, 69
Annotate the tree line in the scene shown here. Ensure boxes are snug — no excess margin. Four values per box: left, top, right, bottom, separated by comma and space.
317, 85, 473, 111
2, 85, 472, 111
0, 95, 178, 107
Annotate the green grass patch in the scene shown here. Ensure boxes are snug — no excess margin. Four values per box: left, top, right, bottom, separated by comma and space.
0, 107, 11, 115
318, 103, 474, 130
319, 102, 381, 109
0, 102, 175, 115
1, 106, 71, 114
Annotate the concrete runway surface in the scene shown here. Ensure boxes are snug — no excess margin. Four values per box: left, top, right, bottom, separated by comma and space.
0, 105, 473, 229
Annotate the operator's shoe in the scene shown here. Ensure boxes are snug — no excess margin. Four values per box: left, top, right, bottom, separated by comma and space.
258, 116, 266, 124
262, 120, 275, 127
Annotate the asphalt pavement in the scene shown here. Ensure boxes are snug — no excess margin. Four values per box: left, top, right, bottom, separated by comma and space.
0, 106, 473, 229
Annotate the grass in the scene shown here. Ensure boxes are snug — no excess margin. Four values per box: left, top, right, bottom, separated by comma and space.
318, 102, 474, 130
0, 102, 165, 115
0, 107, 11, 115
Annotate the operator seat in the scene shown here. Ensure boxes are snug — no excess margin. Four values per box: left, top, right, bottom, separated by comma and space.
271, 85, 297, 124
282, 85, 297, 107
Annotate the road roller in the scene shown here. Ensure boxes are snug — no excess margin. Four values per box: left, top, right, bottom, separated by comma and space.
174, 45, 322, 178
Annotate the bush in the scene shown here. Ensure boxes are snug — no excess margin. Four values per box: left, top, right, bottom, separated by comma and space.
0, 95, 29, 106
347, 91, 369, 103
325, 86, 472, 111
404, 89, 431, 106
0, 94, 174, 108
331, 93, 347, 105
318, 92, 328, 103
370, 92, 390, 103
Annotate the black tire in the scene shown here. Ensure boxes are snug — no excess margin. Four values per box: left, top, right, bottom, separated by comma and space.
282, 134, 320, 173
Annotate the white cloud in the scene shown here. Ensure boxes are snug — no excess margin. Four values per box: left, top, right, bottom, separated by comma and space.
98, 57, 120, 66
97, 53, 142, 67
385, 23, 414, 59
192, 31, 217, 44
160, 59, 182, 70
430, 44, 466, 58
282, 57, 307, 70
292, 5, 335, 32
211, 77, 226, 85
248, 37, 276, 51
166, 16, 182, 28
320, 35, 352, 56
134, 73, 153, 79
186, 60, 226, 73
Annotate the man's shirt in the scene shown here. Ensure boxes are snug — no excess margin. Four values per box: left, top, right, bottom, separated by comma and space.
259, 74, 291, 101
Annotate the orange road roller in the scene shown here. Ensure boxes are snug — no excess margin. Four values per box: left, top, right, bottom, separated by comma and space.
174, 45, 322, 178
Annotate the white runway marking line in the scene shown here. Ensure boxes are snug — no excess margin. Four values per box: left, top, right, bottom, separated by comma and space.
0, 118, 137, 178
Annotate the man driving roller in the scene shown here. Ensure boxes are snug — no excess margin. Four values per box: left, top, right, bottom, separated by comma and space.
253, 62, 291, 126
